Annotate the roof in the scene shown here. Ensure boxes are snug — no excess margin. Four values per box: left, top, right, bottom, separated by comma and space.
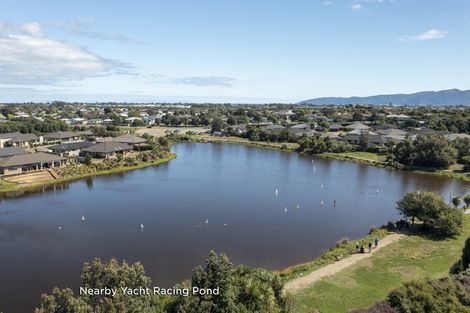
82, 142, 133, 154
114, 134, 146, 144
345, 122, 370, 130
97, 134, 146, 145
49, 141, 94, 152
0, 132, 39, 143
0, 147, 28, 158
444, 133, 470, 141
45, 131, 78, 140
0, 152, 65, 168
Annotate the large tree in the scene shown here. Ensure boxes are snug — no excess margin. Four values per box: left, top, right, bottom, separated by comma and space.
396, 191, 463, 237
412, 135, 458, 168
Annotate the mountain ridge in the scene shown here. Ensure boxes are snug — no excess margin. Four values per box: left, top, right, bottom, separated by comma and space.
300, 89, 470, 105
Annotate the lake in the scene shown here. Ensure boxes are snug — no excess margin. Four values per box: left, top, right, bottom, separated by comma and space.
0, 143, 469, 313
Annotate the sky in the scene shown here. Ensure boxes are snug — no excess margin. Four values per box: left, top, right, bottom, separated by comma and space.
0, 0, 469, 103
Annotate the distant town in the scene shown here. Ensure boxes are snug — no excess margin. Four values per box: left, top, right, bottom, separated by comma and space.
1, 102, 470, 191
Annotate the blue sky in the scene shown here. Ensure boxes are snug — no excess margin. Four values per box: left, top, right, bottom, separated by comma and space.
0, 0, 469, 103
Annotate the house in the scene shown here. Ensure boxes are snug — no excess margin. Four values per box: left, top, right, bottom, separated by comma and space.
444, 133, 470, 142
289, 123, 311, 134
230, 124, 247, 135
341, 129, 386, 146
345, 122, 370, 131
45, 131, 81, 143
262, 124, 286, 134
0, 152, 65, 175
48, 141, 94, 158
329, 124, 342, 132
97, 134, 147, 146
143, 115, 157, 126
375, 129, 408, 143
0, 133, 41, 148
0, 147, 28, 159
70, 117, 86, 125
81, 142, 133, 159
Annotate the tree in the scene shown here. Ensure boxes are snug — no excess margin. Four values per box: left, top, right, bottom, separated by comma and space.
413, 135, 457, 168
461, 237, 470, 271
84, 154, 92, 166
464, 195, 470, 208
387, 139, 414, 165
211, 118, 223, 132
169, 252, 292, 313
396, 191, 463, 237
452, 196, 461, 208
462, 156, 470, 172
35, 288, 92, 313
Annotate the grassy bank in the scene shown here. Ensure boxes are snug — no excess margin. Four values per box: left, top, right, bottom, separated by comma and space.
188, 135, 299, 152
321, 151, 470, 183
292, 214, 470, 313
280, 228, 390, 282
0, 154, 176, 194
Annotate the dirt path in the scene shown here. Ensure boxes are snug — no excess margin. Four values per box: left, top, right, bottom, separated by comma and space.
284, 233, 405, 293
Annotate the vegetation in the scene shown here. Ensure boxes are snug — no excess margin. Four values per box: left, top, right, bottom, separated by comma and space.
396, 191, 463, 238
297, 133, 353, 154
293, 215, 470, 313
35, 252, 292, 313
280, 228, 389, 281
387, 135, 458, 168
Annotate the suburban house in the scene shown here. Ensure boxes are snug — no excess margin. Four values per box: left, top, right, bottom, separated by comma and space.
345, 122, 371, 131
375, 128, 409, 143
0, 133, 41, 148
230, 124, 247, 135
341, 129, 386, 146
329, 124, 342, 132
444, 133, 470, 141
97, 134, 147, 146
0, 147, 28, 159
45, 131, 81, 143
81, 141, 133, 158
0, 152, 66, 175
262, 124, 286, 134
289, 123, 311, 135
48, 141, 94, 158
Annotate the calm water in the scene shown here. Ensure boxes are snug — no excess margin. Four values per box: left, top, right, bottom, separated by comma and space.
0, 143, 469, 313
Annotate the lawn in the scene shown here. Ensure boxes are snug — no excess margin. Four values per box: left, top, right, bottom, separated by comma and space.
337, 152, 386, 162
292, 215, 470, 313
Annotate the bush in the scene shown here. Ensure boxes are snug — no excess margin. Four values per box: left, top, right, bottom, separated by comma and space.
388, 278, 470, 313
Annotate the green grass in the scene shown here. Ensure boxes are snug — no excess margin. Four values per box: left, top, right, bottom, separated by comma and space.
292, 215, 470, 313
280, 228, 389, 282
338, 152, 386, 162
189, 135, 300, 152
0, 154, 176, 193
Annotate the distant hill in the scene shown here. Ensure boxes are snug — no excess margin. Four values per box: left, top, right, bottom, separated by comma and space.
300, 89, 470, 105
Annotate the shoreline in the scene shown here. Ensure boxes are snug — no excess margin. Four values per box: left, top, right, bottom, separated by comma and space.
0, 153, 177, 195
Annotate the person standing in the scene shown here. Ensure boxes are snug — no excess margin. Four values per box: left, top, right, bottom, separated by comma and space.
368, 241, 372, 252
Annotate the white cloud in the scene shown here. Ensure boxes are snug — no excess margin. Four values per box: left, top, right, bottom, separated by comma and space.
323, 1, 334, 6
0, 22, 132, 85
50, 17, 145, 45
351, 3, 362, 9
170, 76, 236, 87
399, 29, 448, 41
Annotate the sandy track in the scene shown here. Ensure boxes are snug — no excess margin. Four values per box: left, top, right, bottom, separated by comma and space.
284, 233, 405, 293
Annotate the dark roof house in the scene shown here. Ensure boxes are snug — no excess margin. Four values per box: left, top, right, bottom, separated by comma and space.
0, 147, 28, 158
82, 142, 133, 158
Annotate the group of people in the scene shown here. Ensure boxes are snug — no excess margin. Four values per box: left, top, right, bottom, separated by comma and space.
355, 238, 379, 254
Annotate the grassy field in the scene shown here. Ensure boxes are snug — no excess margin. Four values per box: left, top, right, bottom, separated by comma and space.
292, 215, 470, 313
